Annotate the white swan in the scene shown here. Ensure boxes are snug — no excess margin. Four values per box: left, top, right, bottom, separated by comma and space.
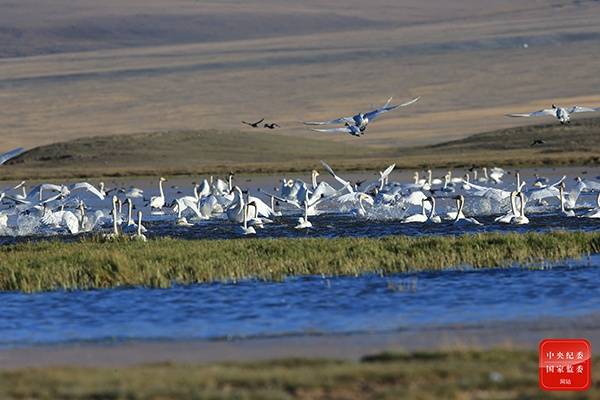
150, 177, 167, 210
295, 197, 313, 230
123, 198, 147, 232
305, 97, 420, 136
559, 184, 575, 217
236, 203, 256, 235
131, 211, 147, 242
582, 193, 600, 218
426, 196, 442, 223
510, 192, 529, 225
453, 195, 482, 226
402, 198, 429, 223
103, 196, 120, 240
495, 191, 518, 224
508, 104, 599, 124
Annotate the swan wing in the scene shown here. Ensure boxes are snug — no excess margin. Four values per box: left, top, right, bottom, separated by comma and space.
311, 127, 354, 133
247, 195, 274, 218
320, 160, 353, 191
304, 116, 354, 126
70, 182, 105, 200
507, 109, 555, 117
0, 147, 25, 165
569, 106, 598, 113
581, 179, 600, 191
379, 163, 396, 181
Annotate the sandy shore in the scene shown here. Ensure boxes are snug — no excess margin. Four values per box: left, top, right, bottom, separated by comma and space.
1, 314, 598, 370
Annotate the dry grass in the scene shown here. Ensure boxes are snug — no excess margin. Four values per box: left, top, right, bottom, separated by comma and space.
1, 0, 600, 152
0, 349, 598, 399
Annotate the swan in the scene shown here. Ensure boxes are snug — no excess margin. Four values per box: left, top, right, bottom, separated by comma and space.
149, 177, 167, 210
123, 198, 147, 232
508, 104, 599, 124
295, 197, 313, 229
103, 196, 120, 240
402, 198, 428, 223
320, 160, 354, 194
495, 191, 518, 224
452, 195, 482, 226
226, 186, 246, 223
582, 193, 600, 218
559, 184, 575, 217
270, 195, 282, 217
131, 211, 147, 242
76, 202, 96, 232
236, 203, 256, 235
353, 193, 373, 217
430, 170, 444, 186
489, 168, 505, 184
125, 187, 144, 199
477, 167, 489, 183
426, 196, 442, 223
510, 192, 529, 225
305, 97, 419, 136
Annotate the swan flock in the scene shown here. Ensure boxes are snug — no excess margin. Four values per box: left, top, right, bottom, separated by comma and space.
1, 164, 598, 239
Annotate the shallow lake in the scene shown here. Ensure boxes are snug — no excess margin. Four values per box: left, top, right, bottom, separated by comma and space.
1, 256, 598, 348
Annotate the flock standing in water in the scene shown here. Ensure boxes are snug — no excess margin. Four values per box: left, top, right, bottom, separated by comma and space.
1, 163, 600, 239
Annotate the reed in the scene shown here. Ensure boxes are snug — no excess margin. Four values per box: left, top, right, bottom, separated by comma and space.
1, 231, 599, 293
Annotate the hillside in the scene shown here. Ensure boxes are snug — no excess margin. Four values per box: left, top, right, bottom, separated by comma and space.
2, 118, 600, 179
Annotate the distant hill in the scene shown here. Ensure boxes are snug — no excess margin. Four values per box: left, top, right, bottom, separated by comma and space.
3, 118, 600, 180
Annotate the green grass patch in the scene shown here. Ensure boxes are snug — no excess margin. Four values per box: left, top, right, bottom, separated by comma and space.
1, 349, 598, 399
1, 231, 599, 292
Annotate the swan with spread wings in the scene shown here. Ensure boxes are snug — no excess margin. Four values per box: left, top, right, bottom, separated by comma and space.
305, 96, 419, 136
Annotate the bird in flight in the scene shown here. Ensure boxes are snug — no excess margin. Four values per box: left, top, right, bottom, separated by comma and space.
242, 118, 265, 128
263, 123, 280, 129
530, 139, 546, 147
507, 104, 600, 124
304, 96, 420, 136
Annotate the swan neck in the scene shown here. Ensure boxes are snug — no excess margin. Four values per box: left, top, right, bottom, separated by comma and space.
519, 193, 525, 217
127, 200, 133, 224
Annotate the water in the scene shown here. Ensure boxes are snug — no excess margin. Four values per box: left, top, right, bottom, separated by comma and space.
1, 258, 598, 348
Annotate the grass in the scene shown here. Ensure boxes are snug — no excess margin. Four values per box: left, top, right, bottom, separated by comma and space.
1, 349, 598, 399
1, 231, 599, 292
3, 118, 600, 180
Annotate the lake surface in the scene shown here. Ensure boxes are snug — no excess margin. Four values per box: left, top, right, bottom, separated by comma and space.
1, 257, 598, 348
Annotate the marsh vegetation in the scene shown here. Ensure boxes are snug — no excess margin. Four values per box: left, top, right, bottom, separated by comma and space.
2, 231, 598, 292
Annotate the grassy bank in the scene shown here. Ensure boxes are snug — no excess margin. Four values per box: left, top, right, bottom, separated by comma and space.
1, 231, 599, 292
1, 349, 598, 399
3, 118, 600, 180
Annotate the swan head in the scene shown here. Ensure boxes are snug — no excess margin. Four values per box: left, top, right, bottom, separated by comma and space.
552, 104, 556, 109
159, 177, 166, 182
312, 170, 319, 177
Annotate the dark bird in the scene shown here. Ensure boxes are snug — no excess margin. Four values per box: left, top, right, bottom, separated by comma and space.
242, 118, 264, 128
530, 139, 545, 147
263, 123, 280, 129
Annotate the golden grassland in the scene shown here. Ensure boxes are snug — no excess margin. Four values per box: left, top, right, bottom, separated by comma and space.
1, 231, 598, 292
1, 349, 598, 399
3, 117, 600, 180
